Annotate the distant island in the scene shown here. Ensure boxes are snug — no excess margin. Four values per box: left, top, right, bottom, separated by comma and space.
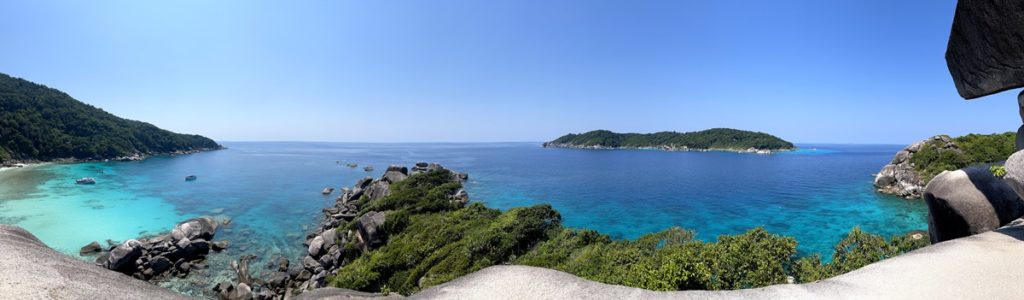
543, 128, 796, 153
0, 73, 222, 165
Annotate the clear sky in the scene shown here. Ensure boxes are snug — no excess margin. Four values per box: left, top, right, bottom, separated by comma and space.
0, 0, 1016, 144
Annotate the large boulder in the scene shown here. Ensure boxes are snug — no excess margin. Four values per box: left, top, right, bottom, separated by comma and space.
357, 211, 388, 251
382, 165, 409, 183
923, 163, 1024, 243
365, 180, 391, 201
104, 239, 144, 272
307, 236, 324, 257
170, 217, 218, 242
946, 0, 1024, 99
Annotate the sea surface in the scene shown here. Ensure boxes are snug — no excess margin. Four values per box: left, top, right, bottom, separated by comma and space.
0, 142, 926, 296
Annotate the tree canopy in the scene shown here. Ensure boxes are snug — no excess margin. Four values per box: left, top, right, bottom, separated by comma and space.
0, 73, 221, 163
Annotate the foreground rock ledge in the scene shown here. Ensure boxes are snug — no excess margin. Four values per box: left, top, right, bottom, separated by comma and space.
0, 225, 187, 300
414, 222, 1024, 299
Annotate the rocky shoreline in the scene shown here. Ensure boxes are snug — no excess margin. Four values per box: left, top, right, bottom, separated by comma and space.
212, 162, 467, 300
541, 142, 789, 154
0, 147, 224, 168
873, 135, 959, 198
79, 217, 230, 284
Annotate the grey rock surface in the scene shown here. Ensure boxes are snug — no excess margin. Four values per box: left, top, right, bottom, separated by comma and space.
946, 0, 1024, 99
1003, 150, 1024, 201
0, 225, 188, 299
383, 165, 409, 183
874, 135, 958, 198
412, 222, 1024, 299
923, 163, 1024, 243
295, 287, 404, 299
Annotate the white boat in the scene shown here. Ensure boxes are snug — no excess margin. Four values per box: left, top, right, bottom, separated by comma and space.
75, 177, 96, 185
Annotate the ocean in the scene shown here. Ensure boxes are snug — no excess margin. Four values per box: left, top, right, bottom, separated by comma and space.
0, 142, 927, 296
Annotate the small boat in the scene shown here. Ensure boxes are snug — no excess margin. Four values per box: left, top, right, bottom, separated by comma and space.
185, 175, 198, 181
364, 166, 374, 172
76, 177, 96, 185
346, 163, 358, 168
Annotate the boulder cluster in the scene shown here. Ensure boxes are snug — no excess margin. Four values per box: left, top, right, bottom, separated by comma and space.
874, 135, 959, 198
213, 162, 467, 300
82, 217, 227, 282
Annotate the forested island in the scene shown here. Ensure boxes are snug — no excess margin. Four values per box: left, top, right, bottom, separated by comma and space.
0, 73, 221, 164
543, 129, 795, 153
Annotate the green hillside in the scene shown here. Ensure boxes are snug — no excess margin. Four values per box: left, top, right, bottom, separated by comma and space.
0, 73, 221, 163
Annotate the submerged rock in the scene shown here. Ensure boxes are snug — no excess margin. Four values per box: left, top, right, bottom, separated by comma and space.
80, 241, 102, 256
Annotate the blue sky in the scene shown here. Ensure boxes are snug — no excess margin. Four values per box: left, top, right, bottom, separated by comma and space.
0, 0, 1016, 144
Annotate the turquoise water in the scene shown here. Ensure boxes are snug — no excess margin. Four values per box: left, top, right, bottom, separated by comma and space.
0, 142, 927, 294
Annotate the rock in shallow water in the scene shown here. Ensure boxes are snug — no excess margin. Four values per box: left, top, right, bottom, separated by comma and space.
80, 241, 102, 256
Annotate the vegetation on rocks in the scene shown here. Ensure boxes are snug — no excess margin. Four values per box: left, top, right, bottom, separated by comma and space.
544, 128, 795, 151
0, 73, 221, 163
910, 132, 1015, 182
326, 169, 930, 296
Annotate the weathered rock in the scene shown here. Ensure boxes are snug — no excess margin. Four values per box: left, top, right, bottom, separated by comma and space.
170, 217, 218, 242
924, 163, 1024, 243
307, 236, 324, 257
296, 269, 312, 281
79, 241, 102, 255
303, 255, 321, 271
946, 0, 1024, 99
365, 180, 391, 201
875, 136, 959, 198
357, 211, 387, 251
321, 229, 337, 249
267, 272, 288, 289
150, 256, 173, 275
382, 165, 409, 183
105, 240, 143, 271
212, 240, 229, 252
1003, 150, 1024, 200
354, 177, 373, 190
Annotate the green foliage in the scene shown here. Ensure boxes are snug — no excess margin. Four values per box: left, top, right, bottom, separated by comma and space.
910, 133, 1015, 183
791, 228, 930, 283
546, 128, 795, 150
360, 170, 464, 214
518, 227, 796, 290
0, 73, 220, 162
329, 170, 933, 296
991, 165, 1007, 177
330, 202, 561, 295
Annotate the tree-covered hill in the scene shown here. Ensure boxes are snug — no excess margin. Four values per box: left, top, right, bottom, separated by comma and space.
543, 128, 795, 151
0, 73, 221, 163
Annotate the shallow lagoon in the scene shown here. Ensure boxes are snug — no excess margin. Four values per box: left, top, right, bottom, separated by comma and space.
0, 142, 926, 295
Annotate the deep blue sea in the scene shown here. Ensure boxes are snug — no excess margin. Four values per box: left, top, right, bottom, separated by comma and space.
0, 142, 926, 295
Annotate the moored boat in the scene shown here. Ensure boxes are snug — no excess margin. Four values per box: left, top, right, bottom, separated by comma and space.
364, 166, 374, 172
185, 175, 198, 181
75, 177, 96, 185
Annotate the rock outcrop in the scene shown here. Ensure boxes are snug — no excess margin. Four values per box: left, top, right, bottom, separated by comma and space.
874, 135, 959, 198
946, 0, 1024, 99
923, 163, 1024, 243
213, 162, 468, 299
88, 217, 224, 282
0, 225, 189, 299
